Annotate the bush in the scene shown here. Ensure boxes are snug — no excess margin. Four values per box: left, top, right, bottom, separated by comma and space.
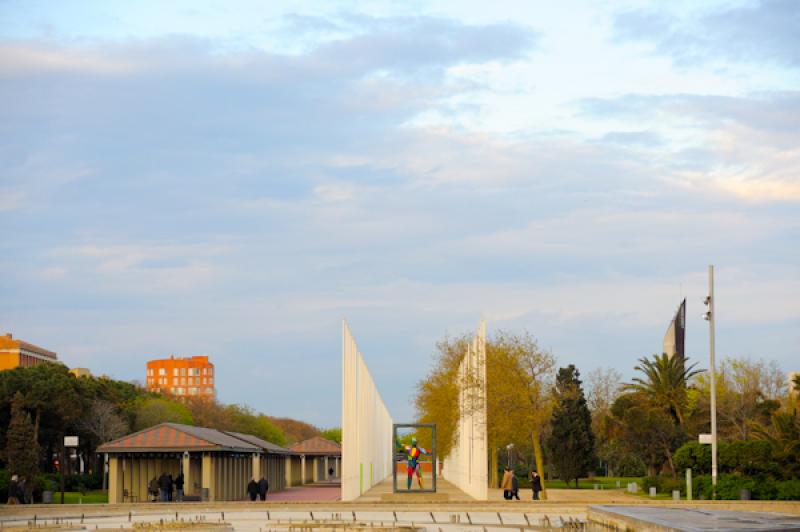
775, 480, 800, 501
0, 469, 9, 503
642, 475, 685, 495
690, 474, 798, 500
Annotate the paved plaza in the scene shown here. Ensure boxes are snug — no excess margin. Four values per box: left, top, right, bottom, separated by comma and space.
590, 505, 800, 531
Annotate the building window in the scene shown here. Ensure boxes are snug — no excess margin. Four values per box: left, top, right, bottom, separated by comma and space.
202, 368, 207, 375
202, 377, 206, 384
159, 368, 166, 376
180, 368, 186, 376
181, 377, 186, 385
189, 387, 197, 395
209, 368, 214, 376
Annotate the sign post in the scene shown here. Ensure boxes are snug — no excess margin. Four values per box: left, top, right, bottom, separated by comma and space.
61, 436, 78, 504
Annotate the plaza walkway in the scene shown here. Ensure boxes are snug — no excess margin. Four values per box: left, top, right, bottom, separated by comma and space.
267, 480, 341, 502
357, 477, 473, 502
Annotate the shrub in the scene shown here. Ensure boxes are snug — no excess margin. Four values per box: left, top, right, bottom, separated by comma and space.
642, 475, 685, 494
775, 480, 800, 501
0, 469, 9, 503
692, 474, 787, 500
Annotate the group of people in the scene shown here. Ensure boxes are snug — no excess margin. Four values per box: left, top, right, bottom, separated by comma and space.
501, 467, 543, 501
246, 477, 270, 501
148, 472, 185, 502
6, 475, 29, 504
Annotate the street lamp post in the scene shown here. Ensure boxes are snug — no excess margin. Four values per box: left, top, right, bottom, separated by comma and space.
703, 265, 718, 496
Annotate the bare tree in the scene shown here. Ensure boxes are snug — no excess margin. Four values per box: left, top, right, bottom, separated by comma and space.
586, 367, 623, 415
77, 400, 129, 443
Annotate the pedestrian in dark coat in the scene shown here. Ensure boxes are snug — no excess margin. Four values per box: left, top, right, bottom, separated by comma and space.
167, 474, 174, 501
247, 478, 259, 501
158, 472, 171, 502
7, 475, 19, 504
530, 470, 542, 500
258, 477, 269, 501
175, 473, 184, 502
17, 477, 27, 504
510, 473, 520, 500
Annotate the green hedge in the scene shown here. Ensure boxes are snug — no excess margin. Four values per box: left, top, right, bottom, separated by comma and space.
674, 441, 780, 477
692, 475, 800, 500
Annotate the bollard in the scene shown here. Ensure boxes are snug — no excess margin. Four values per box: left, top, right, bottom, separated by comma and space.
649, 487, 656, 497
686, 469, 693, 501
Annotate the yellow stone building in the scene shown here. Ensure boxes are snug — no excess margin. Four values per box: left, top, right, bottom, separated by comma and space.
0, 332, 58, 370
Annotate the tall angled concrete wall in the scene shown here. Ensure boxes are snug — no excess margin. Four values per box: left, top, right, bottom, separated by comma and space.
442, 320, 488, 500
341, 321, 393, 501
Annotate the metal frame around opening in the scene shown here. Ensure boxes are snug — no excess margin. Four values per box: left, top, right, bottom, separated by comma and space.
392, 423, 437, 493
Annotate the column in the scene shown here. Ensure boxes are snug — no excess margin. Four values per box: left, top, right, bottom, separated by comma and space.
285, 456, 292, 487
202, 454, 214, 502
182, 453, 192, 496
324, 457, 329, 480
108, 456, 123, 504
301, 455, 306, 485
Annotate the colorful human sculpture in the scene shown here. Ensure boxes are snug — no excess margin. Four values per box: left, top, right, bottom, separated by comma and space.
398, 437, 430, 490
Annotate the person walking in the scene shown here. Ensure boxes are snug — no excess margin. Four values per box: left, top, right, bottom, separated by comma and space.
7, 475, 19, 504
258, 476, 269, 501
17, 477, 27, 504
530, 470, 542, 500
501, 467, 513, 500
247, 478, 259, 502
175, 472, 184, 502
510, 471, 520, 500
148, 477, 159, 502
158, 472, 170, 502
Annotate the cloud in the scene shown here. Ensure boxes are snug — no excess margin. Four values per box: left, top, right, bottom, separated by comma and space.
614, 0, 800, 67
0, 12, 797, 425
581, 92, 800, 202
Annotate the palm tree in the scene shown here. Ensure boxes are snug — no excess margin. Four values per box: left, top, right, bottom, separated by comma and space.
624, 353, 702, 428
753, 410, 800, 477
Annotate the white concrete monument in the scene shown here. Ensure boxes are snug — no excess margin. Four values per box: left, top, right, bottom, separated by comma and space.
341, 320, 394, 501
442, 320, 488, 500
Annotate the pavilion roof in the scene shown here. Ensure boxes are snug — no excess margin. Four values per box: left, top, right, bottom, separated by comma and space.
288, 436, 341, 456
97, 423, 261, 453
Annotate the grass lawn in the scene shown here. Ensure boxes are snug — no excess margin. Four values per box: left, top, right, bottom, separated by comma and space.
49, 490, 108, 504
535, 476, 640, 490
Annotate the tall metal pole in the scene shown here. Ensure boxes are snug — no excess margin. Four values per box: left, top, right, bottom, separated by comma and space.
708, 265, 718, 495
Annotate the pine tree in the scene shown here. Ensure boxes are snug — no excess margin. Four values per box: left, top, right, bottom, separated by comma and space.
6, 391, 40, 500
547, 365, 596, 487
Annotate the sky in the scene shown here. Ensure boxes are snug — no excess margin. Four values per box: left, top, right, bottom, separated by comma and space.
0, 0, 798, 427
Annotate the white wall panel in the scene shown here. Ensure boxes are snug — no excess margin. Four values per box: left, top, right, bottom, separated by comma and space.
442, 320, 488, 500
341, 321, 393, 501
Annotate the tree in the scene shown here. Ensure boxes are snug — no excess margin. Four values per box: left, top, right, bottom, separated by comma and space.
586, 367, 623, 475
624, 353, 702, 428
6, 392, 40, 500
753, 410, 800, 478
133, 397, 193, 430
320, 427, 342, 444
415, 330, 556, 491
493, 331, 555, 499
547, 365, 595, 487
76, 400, 129, 444
414, 334, 469, 459
612, 395, 681, 476
266, 417, 322, 444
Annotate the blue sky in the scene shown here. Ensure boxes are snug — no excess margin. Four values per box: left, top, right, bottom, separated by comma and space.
1, 0, 798, 427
